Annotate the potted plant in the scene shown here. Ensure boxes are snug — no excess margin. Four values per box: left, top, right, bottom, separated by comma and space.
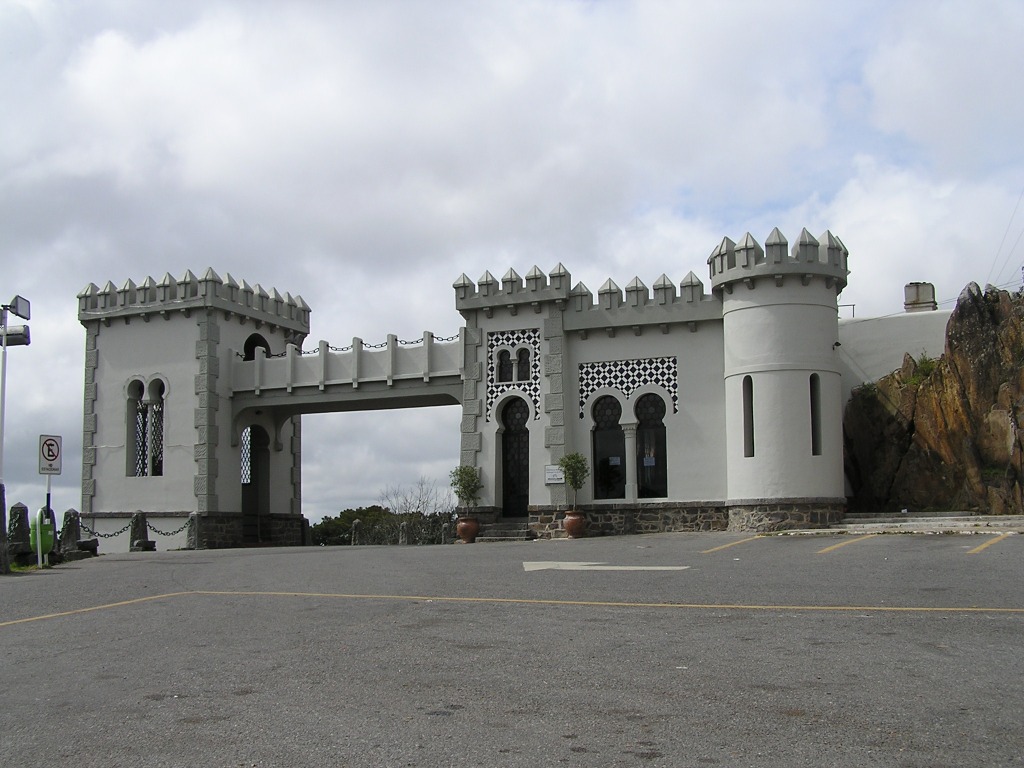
450, 464, 483, 543
558, 452, 590, 538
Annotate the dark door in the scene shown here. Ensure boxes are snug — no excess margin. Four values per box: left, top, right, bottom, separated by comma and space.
501, 398, 530, 517
241, 425, 270, 543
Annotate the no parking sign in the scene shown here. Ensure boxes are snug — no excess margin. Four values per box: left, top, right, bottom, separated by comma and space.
39, 434, 62, 475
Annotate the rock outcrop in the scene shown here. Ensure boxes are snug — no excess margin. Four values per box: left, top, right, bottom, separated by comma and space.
844, 283, 1024, 514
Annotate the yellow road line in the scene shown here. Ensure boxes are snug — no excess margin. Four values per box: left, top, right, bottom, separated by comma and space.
0, 591, 192, 628
967, 533, 1015, 554
817, 534, 875, 554
4, 589, 1023, 628
700, 536, 760, 554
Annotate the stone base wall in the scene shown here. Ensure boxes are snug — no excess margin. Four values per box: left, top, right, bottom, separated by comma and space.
529, 498, 846, 538
726, 499, 846, 532
196, 513, 307, 548
264, 514, 308, 547
195, 513, 244, 549
529, 502, 730, 538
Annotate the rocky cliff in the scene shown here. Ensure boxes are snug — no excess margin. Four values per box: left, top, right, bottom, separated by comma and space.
844, 283, 1024, 514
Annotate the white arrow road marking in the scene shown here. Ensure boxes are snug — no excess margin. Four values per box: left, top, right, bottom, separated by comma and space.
523, 561, 691, 572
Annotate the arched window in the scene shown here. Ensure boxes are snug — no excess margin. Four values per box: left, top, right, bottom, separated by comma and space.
809, 373, 822, 456
516, 348, 531, 381
243, 333, 271, 361
635, 393, 667, 498
592, 396, 625, 499
497, 350, 513, 382
126, 377, 165, 477
742, 375, 754, 458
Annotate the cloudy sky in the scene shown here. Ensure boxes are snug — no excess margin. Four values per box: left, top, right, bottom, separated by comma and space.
1, 0, 1022, 523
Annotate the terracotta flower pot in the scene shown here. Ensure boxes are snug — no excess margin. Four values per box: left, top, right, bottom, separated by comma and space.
456, 516, 480, 544
563, 509, 586, 539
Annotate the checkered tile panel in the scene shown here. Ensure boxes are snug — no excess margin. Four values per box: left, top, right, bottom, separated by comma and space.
578, 357, 678, 418
486, 329, 541, 420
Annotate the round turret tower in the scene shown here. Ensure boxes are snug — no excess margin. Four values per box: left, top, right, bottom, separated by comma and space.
709, 227, 849, 530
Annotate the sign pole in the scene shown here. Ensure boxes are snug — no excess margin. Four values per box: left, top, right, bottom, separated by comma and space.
0, 307, 9, 574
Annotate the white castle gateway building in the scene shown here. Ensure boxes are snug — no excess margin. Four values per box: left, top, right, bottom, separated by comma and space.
78, 228, 950, 548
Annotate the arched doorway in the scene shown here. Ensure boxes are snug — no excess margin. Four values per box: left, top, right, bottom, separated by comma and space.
500, 397, 530, 517
241, 425, 271, 543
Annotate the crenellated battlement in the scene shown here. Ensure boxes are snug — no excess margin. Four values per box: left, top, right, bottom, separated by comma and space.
77, 268, 311, 336
455, 262, 722, 330
707, 227, 848, 294
453, 264, 574, 316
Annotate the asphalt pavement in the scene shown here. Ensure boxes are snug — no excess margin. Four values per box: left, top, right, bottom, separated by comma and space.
1, 531, 1022, 767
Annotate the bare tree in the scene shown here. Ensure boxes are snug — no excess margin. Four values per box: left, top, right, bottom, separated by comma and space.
378, 477, 453, 517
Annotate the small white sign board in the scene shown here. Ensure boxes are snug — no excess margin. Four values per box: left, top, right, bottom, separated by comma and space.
39, 434, 62, 475
545, 465, 565, 484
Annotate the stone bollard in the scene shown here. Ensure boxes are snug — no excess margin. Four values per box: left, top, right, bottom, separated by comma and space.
59, 509, 98, 559
399, 521, 408, 545
185, 513, 199, 550
59, 509, 81, 553
7, 502, 32, 557
129, 512, 156, 552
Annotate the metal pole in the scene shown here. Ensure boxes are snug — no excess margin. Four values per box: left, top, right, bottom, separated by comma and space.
35, 507, 43, 569
0, 307, 10, 574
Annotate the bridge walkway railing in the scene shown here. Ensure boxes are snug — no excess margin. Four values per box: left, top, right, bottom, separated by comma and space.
227, 330, 464, 397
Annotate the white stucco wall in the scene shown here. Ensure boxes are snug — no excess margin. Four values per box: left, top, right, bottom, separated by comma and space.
90, 316, 201, 514
566, 322, 728, 504
837, 309, 951, 399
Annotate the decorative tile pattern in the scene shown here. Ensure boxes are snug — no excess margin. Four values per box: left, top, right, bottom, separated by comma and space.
487, 329, 541, 420
579, 357, 679, 418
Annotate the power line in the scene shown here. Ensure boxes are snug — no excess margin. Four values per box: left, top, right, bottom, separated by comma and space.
986, 182, 1024, 286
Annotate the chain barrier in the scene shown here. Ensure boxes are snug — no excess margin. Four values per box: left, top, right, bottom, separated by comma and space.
79, 519, 133, 539
147, 518, 194, 537
76, 515, 193, 539
234, 334, 458, 358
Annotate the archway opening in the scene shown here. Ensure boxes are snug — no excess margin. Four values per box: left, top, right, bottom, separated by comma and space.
500, 397, 530, 517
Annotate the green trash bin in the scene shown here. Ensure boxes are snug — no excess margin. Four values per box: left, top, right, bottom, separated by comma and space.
30, 509, 56, 555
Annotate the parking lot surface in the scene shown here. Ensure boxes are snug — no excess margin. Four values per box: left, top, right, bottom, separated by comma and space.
2, 531, 1022, 767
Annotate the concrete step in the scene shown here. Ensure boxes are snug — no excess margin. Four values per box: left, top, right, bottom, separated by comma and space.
830, 514, 1024, 534
476, 520, 535, 543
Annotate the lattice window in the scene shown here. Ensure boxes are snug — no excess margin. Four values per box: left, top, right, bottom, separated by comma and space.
132, 399, 148, 477
149, 400, 164, 477
126, 377, 166, 477
240, 426, 252, 485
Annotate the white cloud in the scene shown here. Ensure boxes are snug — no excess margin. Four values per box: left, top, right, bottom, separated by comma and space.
864, 0, 1024, 175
